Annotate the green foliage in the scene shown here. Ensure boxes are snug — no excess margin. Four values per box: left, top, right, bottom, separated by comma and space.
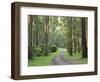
50, 45, 58, 52
34, 46, 43, 57
28, 50, 59, 66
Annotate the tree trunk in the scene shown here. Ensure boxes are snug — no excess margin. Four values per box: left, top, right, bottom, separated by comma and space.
81, 18, 88, 58
67, 17, 73, 56
28, 15, 33, 59
35, 31, 38, 46
77, 37, 81, 53
73, 34, 77, 53
44, 16, 49, 56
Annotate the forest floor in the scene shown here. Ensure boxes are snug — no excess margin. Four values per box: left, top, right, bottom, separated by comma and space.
28, 48, 87, 66
52, 48, 87, 65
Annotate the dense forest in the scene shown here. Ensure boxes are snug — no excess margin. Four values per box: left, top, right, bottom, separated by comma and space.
28, 15, 88, 66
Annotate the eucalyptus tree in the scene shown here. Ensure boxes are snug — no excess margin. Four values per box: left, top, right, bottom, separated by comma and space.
81, 18, 88, 58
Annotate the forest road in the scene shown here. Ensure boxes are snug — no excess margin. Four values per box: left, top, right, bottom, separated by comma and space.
51, 49, 77, 65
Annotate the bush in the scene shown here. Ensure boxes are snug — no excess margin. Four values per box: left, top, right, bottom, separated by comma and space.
50, 45, 57, 52
40, 44, 44, 52
34, 46, 43, 56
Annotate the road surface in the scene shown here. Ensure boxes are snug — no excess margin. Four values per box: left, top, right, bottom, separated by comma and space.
52, 49, 78, 65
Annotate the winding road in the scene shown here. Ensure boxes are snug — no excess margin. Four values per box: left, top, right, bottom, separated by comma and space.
52, 49, 78, 65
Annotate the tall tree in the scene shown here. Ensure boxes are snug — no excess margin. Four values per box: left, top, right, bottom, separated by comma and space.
44, 16, 49, 56
67, 17, 73, 56
72, 18, 81, 54
81, 18, 88, 58
28, 15, 33, 59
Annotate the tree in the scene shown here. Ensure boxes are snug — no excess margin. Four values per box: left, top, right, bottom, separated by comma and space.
67, 17, 73, 56
72, 18, 81, 54
28, 15, 33, 59
81, 18, 88, 58
44, 16, 49, 56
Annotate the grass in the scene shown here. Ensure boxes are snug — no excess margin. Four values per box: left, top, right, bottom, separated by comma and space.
28, 50, 59, 66
28, 48, 88, 66
63, 49, 88, 64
